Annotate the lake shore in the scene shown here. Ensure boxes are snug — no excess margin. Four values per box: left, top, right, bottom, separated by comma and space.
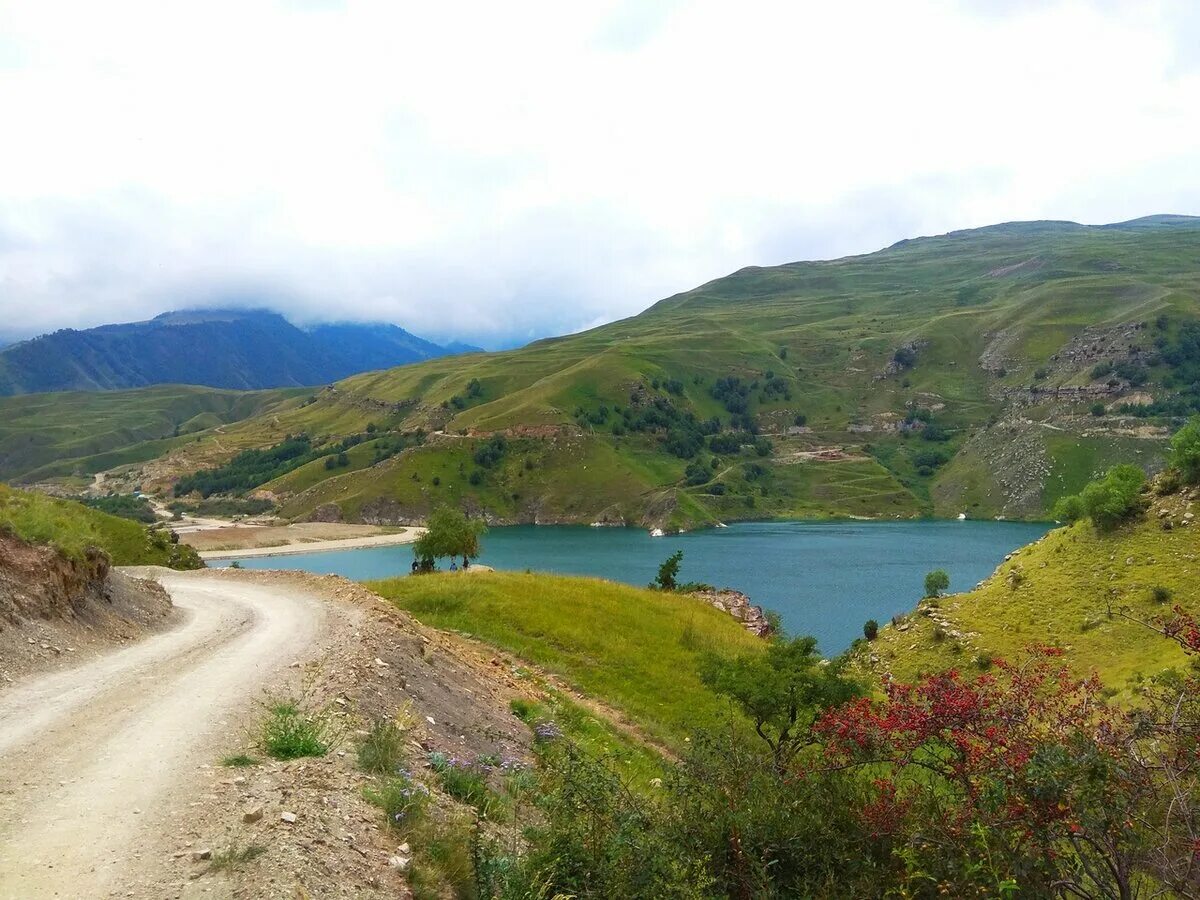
192, 524, 424, 560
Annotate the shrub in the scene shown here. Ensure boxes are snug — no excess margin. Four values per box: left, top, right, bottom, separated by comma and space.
1151, 585, 1173, 604
1168, 415, 1200, 483
1090, 402, 1106, 417
863, 619, 879, 641
260, 700, 334, 760
1079, 464, 1146, 530
1054, 494, 1085, 523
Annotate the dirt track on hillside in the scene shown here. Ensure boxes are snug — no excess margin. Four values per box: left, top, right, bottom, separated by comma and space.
0, 568, 538, 898
0, 572, 329, 898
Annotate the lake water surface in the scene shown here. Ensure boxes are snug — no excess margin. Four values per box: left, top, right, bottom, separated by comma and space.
218, 520, 1050, 654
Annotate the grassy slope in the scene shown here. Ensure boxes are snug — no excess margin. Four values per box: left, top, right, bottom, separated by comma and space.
174, 220, 1200, 525
0, 385, 305, 483
0, 483, 201, 567
368, 571, 763, 748
10, 218, 1199, 525
859, 485, 1199, 696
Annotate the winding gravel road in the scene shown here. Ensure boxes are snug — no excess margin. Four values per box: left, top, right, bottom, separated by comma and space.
0, 571, 327, 898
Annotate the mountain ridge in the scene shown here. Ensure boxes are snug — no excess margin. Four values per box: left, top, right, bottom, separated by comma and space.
0, 308, 479, 396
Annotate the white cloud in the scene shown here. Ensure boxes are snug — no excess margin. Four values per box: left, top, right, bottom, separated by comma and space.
0, 0, 1197, 347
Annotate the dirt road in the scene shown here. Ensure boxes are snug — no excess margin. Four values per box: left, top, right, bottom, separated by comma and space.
0, 572, 327, 898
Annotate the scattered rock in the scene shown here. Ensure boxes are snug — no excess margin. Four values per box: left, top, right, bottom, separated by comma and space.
192, 848, 212, 862
243, 806, 264, 824
281, 811, 298, 824
685, 589, 774, 637
388, 855, 410, 870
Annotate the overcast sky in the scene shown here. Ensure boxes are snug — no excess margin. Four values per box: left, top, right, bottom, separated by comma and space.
1, 1, 1198, 348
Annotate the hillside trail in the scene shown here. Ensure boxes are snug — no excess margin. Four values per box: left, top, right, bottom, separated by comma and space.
0, 571, 333, 898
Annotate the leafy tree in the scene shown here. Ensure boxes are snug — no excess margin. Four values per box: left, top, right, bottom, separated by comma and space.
1168, 415, 1200, 483
653, 550, 683, 591
863, 619, 878, 641
1090, 401, 1106, 417
702, 636, 860, 773
924, 568, 950, 598
412, 507, 486, 567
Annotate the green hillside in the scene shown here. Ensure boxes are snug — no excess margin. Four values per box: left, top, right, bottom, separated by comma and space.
10, 217, 1200, 527
857, 478, 1199, 696
368, 571, 764, 748
0, 483, 202, 568
0, 385, 305, 484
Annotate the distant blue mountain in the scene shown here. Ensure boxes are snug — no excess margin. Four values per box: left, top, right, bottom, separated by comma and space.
0, 309, 478, 395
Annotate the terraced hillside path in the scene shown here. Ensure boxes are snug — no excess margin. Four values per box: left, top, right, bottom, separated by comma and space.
0, 571, 330, 898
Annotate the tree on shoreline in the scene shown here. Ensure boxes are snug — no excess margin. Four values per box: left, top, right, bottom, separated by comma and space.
412, 507, 486, 571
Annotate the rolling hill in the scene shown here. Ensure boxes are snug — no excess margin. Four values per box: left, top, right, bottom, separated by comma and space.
0, 308, 476, 395
9, 216, 1200, 528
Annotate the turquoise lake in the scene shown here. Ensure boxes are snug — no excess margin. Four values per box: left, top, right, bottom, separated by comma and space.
216, 519, 1050, 654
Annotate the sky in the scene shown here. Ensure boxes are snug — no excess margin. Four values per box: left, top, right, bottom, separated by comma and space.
1, 1, 1198, 349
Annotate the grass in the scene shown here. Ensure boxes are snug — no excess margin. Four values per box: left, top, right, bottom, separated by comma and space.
859, 484, 1199, 698
367, 571, 764, 748
428, 751, 508, 820
0, 483, 203, 568
364, 770, 431, 833
358, 719, 407, 775
220, 753, 258, 768
207, 844, 267, 873
259, 699, 336, 760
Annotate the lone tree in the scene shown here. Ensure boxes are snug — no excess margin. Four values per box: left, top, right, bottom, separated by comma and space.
413, 507, 486, 569
863, 619, 879, 641
653, 550, 683, 591
924, 569, 950, 598
702, 635, 860, 773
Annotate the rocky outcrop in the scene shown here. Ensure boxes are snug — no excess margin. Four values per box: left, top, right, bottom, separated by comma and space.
687, 588, 774, 637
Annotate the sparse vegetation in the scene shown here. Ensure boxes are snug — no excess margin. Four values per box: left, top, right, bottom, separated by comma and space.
259, 699, 335, 760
